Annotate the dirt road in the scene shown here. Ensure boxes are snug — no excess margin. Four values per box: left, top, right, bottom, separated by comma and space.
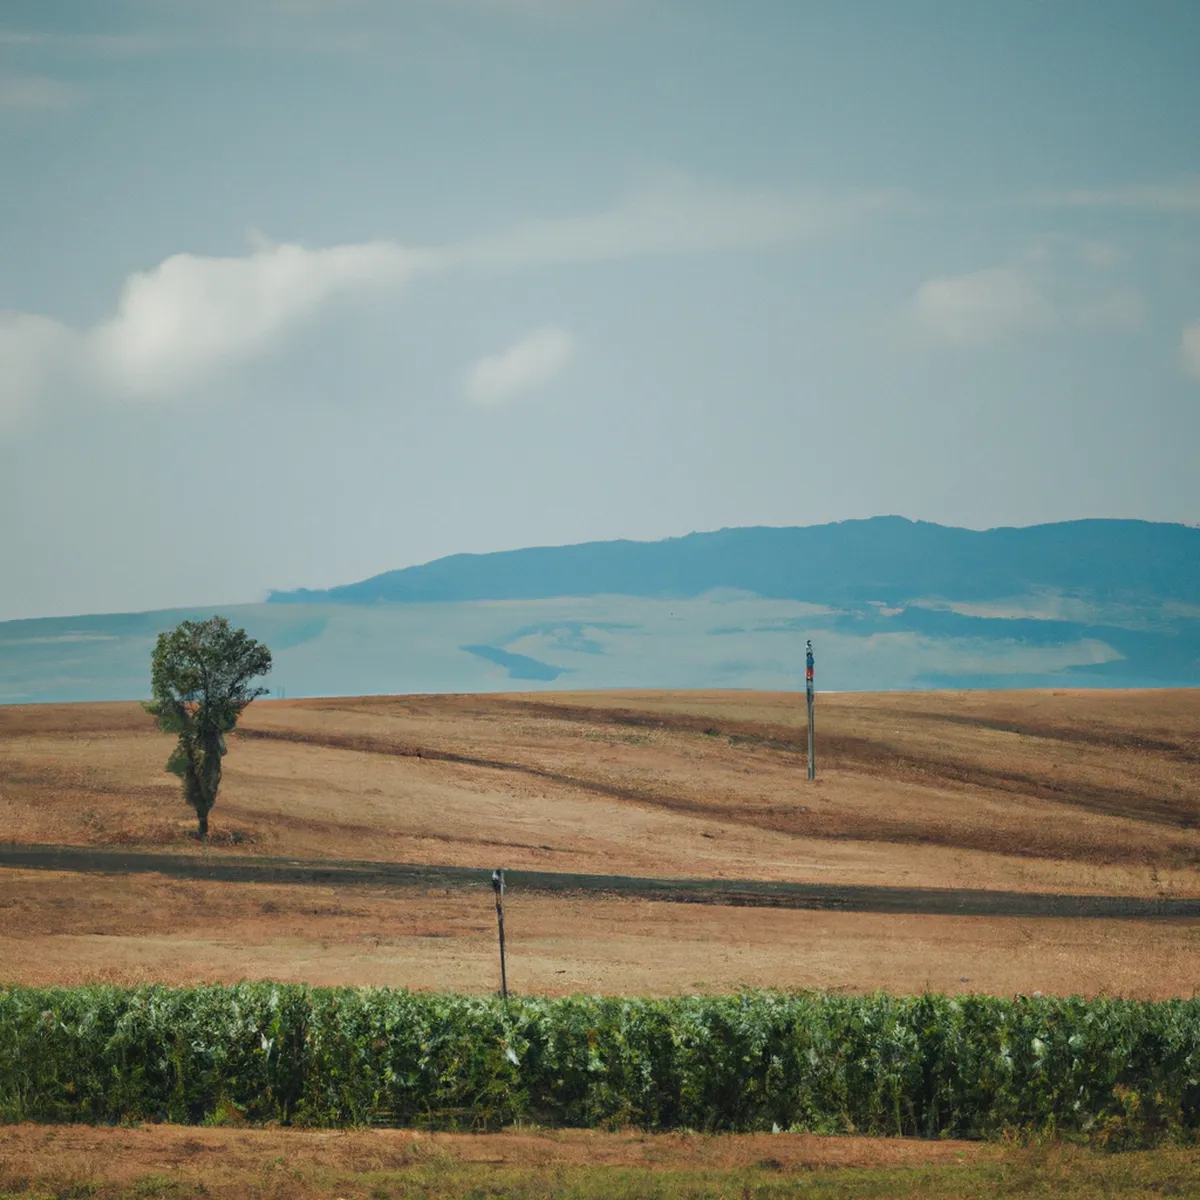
3, 842, 1197, 918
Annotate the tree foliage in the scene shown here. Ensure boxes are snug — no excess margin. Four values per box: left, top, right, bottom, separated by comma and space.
144, 616, 272, 838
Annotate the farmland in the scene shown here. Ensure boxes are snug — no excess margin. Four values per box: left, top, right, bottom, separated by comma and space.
7, 985, 1200, 1134
2, 687, 1199, 1194
1, 687, 1197, 997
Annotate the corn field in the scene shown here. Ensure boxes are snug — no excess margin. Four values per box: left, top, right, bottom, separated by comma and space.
3, 986, 1199, 1143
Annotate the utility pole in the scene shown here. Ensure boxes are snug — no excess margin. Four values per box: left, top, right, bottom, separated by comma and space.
805, 640, 815, 780
492, 869, 508, 999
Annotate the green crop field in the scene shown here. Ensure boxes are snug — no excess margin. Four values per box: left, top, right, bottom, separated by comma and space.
4, 985, 1200, 1146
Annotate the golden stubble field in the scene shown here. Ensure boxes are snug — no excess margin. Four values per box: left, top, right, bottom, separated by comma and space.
1, 688, 1198, 998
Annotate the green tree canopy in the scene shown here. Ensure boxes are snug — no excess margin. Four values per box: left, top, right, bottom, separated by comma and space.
144, 616, 272, 839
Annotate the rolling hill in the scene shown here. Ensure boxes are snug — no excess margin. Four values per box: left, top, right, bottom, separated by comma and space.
268, 516, 1200, 608
3, 517, 1198, 702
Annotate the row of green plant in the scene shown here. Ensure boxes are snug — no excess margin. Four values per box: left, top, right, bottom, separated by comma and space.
2, 986, 1198, 1143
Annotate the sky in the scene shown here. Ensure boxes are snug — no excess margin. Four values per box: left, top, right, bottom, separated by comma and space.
1, 0, 1199, 621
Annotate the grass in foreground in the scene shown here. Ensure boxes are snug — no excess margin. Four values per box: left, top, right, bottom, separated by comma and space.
3, 1143, 1200, 1199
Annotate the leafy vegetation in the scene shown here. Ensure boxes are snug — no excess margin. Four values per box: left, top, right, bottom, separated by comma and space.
3, 987, 1199, 1143
144, 616, 272, 838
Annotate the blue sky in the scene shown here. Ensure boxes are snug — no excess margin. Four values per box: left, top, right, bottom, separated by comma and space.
1, 0, 1198, 620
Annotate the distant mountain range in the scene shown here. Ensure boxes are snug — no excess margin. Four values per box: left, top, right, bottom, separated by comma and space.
4, 517, 1198, 703
269, 517, 1200, 609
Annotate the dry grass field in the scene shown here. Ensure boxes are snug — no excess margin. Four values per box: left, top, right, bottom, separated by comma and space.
1, 688, 1197, 998
4, 1122, 1200, 1200
13, 1122, 1200, 1200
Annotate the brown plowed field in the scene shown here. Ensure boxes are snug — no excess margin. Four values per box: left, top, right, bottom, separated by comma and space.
1, 688, 1198, 997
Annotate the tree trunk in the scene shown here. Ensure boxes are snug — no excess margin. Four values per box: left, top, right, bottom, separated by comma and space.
194, 730, 223, 842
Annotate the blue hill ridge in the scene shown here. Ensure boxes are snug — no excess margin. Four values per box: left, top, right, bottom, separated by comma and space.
268, 517, 1200, 608
5, 517, 1198, 703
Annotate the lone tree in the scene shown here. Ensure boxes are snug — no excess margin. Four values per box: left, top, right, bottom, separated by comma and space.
145, 616, 272, 840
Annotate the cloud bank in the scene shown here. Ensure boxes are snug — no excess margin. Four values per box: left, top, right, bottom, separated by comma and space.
0, 174, 886, 431
895, 247, 1146, 349
453, 173, 897, 270
0, 240, 427, 424
901, 266, 1055, 348
465, 326, 577, 404
88, 240, 425, 396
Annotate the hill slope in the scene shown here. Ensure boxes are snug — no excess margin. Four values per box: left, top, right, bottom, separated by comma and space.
2, 688, 1197, 997
268, 517, 1200, 608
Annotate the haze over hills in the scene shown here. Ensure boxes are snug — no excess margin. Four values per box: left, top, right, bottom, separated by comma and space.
269, 517, 1200, 608
3, 517, 1199, 703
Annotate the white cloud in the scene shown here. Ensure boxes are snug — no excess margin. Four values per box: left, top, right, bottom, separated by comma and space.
0, 174, 887, 427
0, 313, 73, 430
1031, 178, 1200, 215
451, 172, 897, 269
1182, 322, 1200, 382
899, 266, 1055, 348
465, 326, 577, 404
87, 240, 427, 395
896, 237, 1147, 351
0, 73, 81, 110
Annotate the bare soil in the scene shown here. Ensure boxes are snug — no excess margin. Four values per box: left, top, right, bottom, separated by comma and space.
0, 689, 1197, 998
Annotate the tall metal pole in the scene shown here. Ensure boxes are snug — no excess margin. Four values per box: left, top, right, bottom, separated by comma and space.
492, 869, 508, 999
805, 640, 815, 780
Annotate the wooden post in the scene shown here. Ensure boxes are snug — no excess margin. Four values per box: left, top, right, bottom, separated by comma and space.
806, 640, 815, 780
492, 869, 508, 999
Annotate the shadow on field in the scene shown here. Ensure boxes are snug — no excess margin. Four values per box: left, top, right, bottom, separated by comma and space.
2, 843, 1197, 919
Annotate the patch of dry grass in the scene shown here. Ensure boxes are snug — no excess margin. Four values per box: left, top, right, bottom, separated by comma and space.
0, 1126, 1198, 1199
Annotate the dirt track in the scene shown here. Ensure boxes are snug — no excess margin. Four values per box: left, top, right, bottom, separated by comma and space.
4, 843, 1198, 918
